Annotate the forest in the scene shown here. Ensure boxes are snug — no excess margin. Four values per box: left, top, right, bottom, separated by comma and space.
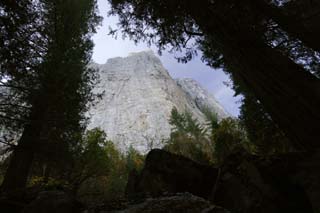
0, 0, 320, 212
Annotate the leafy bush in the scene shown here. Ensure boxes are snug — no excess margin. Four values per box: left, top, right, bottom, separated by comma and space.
24, 128, 145, 204
70, 128, 111, 194
72, 129, 144, 204
28, 176, 68, 191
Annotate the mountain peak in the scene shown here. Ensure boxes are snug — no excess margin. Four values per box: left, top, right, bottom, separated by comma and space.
175, 78, 230, 119
88, 52, 229, 153
128, 49, 155, 56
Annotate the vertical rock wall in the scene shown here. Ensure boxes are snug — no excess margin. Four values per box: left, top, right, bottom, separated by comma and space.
88, 51, 229, 153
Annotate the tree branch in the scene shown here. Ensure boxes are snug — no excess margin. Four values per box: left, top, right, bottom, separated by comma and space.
183, 25, 204, 36
0, 139, 17, 148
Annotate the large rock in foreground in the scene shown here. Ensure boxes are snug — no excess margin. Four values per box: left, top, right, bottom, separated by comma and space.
22, 191, 81, 213
126, 149, 218, 199
117, 193, 229, 213
127, 149, 313, 213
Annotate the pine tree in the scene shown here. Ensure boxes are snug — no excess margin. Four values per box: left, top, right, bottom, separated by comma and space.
1, 0, 101, 192
254, 0, 320, 52
0, 0, 43, 145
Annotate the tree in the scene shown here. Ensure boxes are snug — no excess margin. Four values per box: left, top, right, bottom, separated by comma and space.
108, 0, 320, 150
1, 0, 101, 192
69, 129, 110, 195
213, 118, 249, 164
126, 145, 144, 173
165, 108, 249, 165
254, 0, 320, 52
239, 93, 293, 155
169, 107, 206, 139
0, 0, 46, 192
0, 0, 43, 147
164, 108, 214, 164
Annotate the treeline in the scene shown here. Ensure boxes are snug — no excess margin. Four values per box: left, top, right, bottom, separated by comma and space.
164, 107, 292, 166
1, 0, 319, 205
0, 128, 144, 203
0, 106, 292, 202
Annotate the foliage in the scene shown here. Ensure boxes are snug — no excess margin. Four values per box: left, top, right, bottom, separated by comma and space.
201, 106, 219, 134
239, 94, 294, 155
164, 108, 250, 165
73, 130, 124, 203
0, 0, 102, 191
28, 176, 68, 191
24, 128, 145, 203
212, 118, 250, 164
71, 129, 144, 203
165, 105, 296, 166
164, 133, 214, 165
34, 0, 102, 162
69, 129, 111, 192
107, 0, 320, 150
164, 107, 213, 164
169, 107, 207, 139
126, 145, 145, 173
0, 0, 42, 145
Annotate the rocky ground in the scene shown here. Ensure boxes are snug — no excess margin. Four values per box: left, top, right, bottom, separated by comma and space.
1, 148, 320, 213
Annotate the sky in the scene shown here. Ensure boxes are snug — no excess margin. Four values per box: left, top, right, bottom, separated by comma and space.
92, 0, 242, 116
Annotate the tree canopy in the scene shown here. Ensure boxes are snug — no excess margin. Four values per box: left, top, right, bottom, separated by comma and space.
0, 0, 101, 192
108, 0, 320, 149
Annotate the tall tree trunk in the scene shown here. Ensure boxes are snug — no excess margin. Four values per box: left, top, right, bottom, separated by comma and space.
1, 128, 36, 192
190, 0, 320, 149
1, 104, 44, 192
255, 0, 320, 52
43, 163, 51, 184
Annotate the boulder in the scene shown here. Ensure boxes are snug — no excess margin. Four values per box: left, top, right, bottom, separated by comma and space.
115, 193, 229, 213
213, 153, 313, 213
22, 191, 81, 213
126, 149, 218, 199
127, 149, 313, 213
287, 150, 320, 212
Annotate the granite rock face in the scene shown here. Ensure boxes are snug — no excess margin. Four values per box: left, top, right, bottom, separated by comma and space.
176, 78, 229, 120
87, 51, 228, 153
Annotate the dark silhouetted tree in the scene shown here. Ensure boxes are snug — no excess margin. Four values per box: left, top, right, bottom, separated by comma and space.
108, 0, 320, 150
1, 0, 101, 192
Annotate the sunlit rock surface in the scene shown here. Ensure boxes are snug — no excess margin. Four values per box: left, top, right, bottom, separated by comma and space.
176, 78, 229, 120
87, 51, 229, 153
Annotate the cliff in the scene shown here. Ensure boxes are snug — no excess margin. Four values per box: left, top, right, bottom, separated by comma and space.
87, 51, 229, 153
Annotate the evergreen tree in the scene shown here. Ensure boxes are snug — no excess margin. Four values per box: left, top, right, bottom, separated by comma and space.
1, 0, 101, 192
213, 118, 249, 164
125, 145, 144, 173
165, 108, 214, 164
255, 0, 320, 52
165, 108, 249, 165
169, 107, 206, 139
239, 93, 293, 155
0, 0, 43, 145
